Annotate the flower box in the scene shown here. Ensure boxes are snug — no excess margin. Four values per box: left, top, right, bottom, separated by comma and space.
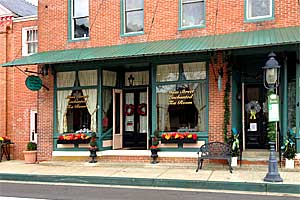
57, 138, 91, 144
57, 133, 91, 145
161, 132, 197, 144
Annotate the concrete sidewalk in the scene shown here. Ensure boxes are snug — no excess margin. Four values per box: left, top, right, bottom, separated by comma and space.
0, 160, 299, 195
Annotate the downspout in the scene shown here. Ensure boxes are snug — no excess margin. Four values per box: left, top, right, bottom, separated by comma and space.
296, 45, 300, 153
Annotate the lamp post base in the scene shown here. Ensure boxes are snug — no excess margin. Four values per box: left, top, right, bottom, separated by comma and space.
264, 142, 283, 182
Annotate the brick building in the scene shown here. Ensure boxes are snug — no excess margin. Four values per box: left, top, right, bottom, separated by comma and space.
1, 0, 299, 163
0, 0, 38, 159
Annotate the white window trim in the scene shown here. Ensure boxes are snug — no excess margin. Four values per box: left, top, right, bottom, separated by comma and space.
123, 0, 144, 34
30, 109, 38, 144
71, 0, 89, 40
246, 0, 273, 20
180, 0, 204, 28
22, 26, 38, 56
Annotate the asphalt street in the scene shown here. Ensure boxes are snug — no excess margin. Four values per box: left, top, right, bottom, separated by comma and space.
0, 182, 299, 200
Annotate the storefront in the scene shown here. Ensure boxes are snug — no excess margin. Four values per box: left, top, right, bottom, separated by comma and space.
1, 26, 299, 160
53, 58, 208, 152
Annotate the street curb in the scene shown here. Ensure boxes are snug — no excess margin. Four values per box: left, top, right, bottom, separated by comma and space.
0, 173, 299, 194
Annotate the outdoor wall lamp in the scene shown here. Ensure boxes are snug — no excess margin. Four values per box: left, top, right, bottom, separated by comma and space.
262, 52, 281, 89
128, 74, 134, 86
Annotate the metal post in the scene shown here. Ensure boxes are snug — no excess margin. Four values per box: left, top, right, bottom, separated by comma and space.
296, 46, 300, 153
264, 141, 283, 182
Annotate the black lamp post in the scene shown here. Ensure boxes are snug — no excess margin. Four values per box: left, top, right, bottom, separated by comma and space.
263, 53, 283, 182
262, 52, 281, 89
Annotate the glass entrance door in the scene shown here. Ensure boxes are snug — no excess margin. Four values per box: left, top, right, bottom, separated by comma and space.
124, 89, 148, 149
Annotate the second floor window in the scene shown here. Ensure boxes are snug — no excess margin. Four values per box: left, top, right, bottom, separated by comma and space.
246, 0, 273, 20
180, 0, 205, 28
72, 0, 89, 39
22, 27, 38, 56
124, 0, 144, 34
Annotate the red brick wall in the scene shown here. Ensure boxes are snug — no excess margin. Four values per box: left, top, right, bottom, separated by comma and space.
35, 0, 298, 160
0, 30, 8, 134
208, 51, 231, 142
38, 0, 299, 52
0, 18, 39, 160
37, 72, 54, 161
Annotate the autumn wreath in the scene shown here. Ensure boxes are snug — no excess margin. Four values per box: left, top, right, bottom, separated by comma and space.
125, 104, 135, 116
137, 103, 147, 116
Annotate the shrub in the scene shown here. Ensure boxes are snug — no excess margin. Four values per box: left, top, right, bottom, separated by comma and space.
27, 142, 37, 151
281, 129, 296, 160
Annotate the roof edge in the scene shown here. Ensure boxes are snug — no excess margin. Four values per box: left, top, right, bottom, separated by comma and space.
13, 15, 37, 22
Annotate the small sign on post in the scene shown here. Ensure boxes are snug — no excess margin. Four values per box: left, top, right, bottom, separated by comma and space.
268, 94, 279, 122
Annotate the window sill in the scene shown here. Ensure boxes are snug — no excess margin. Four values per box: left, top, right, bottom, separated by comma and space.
68, 37, 90, 43
121, 31, 144, 37
244, 16, 274, 23
179, 25, 205, 31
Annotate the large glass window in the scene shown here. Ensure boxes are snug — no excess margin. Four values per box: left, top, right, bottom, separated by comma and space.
246, 0, 273, 20
56, 70, 97, 134
123, 0, 144, 34
72, 0, 89, 39
156, 62, 207, 132
180, 0, 205, 28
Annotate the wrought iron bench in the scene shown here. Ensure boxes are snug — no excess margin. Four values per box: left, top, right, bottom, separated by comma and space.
196, 142, 233, 173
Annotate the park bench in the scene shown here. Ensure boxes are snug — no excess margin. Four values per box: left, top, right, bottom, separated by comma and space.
196, 142, 233, 173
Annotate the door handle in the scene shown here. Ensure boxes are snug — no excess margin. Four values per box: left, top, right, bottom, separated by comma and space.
297, 102, 299, 107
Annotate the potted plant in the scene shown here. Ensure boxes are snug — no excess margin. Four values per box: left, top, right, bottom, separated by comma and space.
281, 129, 296, 169
150, 129, 160, 164
23, 142, 37, 164
88, 132, 98, 163
227, 129, 240, 167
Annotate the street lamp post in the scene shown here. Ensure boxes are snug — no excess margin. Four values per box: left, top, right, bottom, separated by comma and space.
263, 53, 283, 182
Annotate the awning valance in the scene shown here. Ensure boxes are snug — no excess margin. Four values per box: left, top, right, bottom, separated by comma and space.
2, 26, 299, 67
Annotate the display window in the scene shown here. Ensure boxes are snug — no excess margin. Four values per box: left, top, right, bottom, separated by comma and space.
156, 62, 207, 132
56, 70, 98, 134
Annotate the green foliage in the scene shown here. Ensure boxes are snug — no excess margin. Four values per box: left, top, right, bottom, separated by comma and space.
89, 132, 97, 147
227, 130, 240, 157
267, 122, 276, 142
281, 130, 296, 159
266, 89, 277, 143
152, 129, 160, 146
27, 142, 37, 151
223, 64, 231, 142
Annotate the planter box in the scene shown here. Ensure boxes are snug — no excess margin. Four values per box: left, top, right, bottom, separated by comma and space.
161, 138, 197, 144
285, 158, 294, 169
57, 139, 91, 144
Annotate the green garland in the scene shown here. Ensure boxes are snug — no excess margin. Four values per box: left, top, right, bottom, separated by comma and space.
223, 64, 231, 143
267, 89, 276, 142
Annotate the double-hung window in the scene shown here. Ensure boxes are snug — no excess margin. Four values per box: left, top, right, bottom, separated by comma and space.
123, 0, 144, 34
180, 0, 205, 29
22, 27, 38, 56
246, 0, 273, 21
71, 0, 89, 39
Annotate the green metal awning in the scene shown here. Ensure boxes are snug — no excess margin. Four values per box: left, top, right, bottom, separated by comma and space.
2, 26, 299, 67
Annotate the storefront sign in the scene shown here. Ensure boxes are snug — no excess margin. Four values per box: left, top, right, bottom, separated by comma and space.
67, 95, 88, 109
268, 94, 279, 122
168, 90, 194, 105
25, 75, 42, 91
